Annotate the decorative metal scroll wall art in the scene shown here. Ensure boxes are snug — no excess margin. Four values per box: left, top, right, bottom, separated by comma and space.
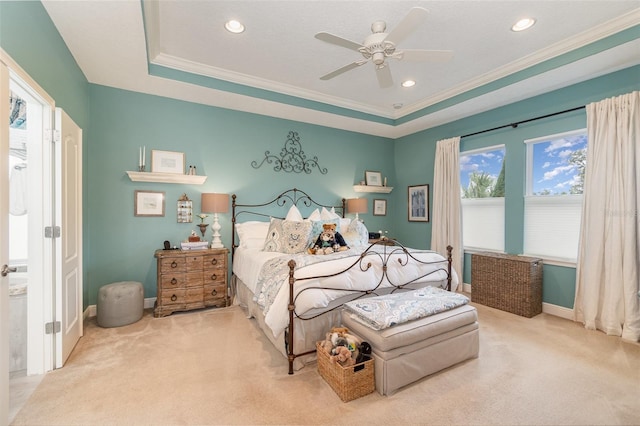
252, 131, 328, 174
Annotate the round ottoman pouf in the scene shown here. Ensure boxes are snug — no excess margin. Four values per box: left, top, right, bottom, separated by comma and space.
97, 281, 144, 328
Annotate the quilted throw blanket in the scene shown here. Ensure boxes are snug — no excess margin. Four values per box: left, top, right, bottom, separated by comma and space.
253, 250, 357, 317
343, 287, 469, 331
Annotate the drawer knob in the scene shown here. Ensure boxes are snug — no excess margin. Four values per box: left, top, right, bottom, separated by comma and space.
171, 278, 177, 285
210, 258, 218, 265
210, 274, 217, 281
211, 289, 217, 296
171, 294, 177, 301
171, 261, 178, 268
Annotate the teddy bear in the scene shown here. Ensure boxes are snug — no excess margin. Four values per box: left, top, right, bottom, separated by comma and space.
308, 223, 350, 255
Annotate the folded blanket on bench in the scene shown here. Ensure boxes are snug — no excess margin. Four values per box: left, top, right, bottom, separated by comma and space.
343, 287, 470, 331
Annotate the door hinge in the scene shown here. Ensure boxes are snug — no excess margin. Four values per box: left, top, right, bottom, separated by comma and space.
53, 129, 61, 143
45, 226, 61, 238
45, 321, 61, 334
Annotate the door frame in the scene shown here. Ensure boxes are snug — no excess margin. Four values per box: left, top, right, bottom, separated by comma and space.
1, 48, 57, 424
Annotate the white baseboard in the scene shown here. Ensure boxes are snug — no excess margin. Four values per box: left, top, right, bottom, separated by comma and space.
83, 297, 157, 319
462, 282, 574, 320
542, 302, 574, 320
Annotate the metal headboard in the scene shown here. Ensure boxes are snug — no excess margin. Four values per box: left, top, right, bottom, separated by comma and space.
231, 188, 346, 260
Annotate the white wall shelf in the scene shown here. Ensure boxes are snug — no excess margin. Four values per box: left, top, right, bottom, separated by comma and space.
353, 185, 393, 193
126, 171, 207, 185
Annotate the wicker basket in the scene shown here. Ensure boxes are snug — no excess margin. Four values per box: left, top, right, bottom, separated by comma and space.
316, 342, 375, 402
471, 252, 543, 318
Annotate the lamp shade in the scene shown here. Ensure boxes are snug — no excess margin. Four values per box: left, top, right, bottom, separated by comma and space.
347, 198, 368, 214
201, 193, 229, 213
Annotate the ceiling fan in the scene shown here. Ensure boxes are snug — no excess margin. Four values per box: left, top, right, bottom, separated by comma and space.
315, 7, 453, 88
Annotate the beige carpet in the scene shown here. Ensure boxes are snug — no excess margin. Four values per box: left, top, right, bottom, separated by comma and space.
11, 303, 640, 425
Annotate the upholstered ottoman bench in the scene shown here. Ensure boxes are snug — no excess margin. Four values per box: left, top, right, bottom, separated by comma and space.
97, 281, 144, 328
341, 287, 480, 396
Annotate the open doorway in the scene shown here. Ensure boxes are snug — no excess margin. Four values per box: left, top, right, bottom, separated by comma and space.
7, 73, 51, 422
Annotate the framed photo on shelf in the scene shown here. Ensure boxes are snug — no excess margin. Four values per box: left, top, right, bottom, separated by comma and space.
365, 170, 383, 186
151, 150, 185, 174
408, 184, 429, 222
134, 190, 165, 217
373, 199, 387, 216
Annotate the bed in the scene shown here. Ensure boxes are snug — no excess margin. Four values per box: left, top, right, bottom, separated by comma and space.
231, 188, 457, 374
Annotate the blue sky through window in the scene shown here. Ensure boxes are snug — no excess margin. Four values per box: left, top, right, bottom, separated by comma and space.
459, 147, 504, 195
529, 132, 587, 195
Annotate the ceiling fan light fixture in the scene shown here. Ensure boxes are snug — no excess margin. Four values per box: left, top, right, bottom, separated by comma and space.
401, 80, 416, 88
225, 19, 245, 34
511, 18, 536, 32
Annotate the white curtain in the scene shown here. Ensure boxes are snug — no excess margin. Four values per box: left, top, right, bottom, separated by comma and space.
431, 136, 463, 292
574, 91, 640, 342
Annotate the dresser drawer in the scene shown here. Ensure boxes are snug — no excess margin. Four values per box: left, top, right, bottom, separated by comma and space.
204, 283, 226, 306
160, 257, 186, 274
185, 255, 204, 270
160, 273, 186, 289
185, 271, 204, 288
160, 289, 186, 306
204, 269, 225, 284
204, 254, 226, 271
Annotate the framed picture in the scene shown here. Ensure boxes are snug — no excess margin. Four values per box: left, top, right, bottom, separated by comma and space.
134, 190, 165, 217
151, 150, 185, 174
365, 170, 383, 186
408, 184, 429, 222
373, 199, 387, 216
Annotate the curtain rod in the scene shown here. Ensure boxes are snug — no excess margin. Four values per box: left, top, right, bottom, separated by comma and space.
461, 105, 585, 139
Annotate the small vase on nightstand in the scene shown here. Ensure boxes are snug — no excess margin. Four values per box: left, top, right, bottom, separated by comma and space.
197, 223, 208, 239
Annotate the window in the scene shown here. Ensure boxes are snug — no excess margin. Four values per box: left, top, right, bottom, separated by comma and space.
524, 129, 587, 262
460, 145, 505, 251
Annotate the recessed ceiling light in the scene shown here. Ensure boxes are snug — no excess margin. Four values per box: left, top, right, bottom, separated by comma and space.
511, 18, 536, 32
401, 80, 416, 88
225, 19, 245, 34
393, 103, 403, 109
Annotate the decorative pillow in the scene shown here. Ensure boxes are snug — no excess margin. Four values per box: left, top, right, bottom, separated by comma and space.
285, 205, 303, 222
339, 218, 351, 235
342, 220, 369, 247
263, 218, 313, 254
320, 207, 340, 220
307, 208, 321, 221
235, 221, 270, 250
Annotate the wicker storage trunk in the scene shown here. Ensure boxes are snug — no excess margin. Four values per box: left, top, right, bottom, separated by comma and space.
316, 342, 374, 402
471, 252, 543, 318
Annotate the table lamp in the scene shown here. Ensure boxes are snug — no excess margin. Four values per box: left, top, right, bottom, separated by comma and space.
201, 193, 229, 248
347, 198, 368, 221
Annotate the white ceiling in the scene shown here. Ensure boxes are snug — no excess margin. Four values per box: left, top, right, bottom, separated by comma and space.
42, 1, 640, 138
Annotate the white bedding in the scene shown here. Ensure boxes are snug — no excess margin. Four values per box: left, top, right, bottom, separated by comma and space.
233, 245, 459, 338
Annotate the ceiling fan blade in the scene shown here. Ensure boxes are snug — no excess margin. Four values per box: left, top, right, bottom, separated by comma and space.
397, 49, 454, 62
320, 60, 367, 80
385, 7, 429, 45
315, 32, 364, 52
376, 64, 393, 88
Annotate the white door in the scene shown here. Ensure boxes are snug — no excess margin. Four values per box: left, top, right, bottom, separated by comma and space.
54, 108, 83, 367
1, 51, 55, 423
1, 57, 11, 426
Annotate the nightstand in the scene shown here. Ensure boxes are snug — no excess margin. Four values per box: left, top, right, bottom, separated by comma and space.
153, 248, 229, 317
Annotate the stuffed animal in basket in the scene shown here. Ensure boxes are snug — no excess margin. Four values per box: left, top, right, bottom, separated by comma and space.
330, 345, 355, 367
321, 326, 367, 367
308, 223, 350, 255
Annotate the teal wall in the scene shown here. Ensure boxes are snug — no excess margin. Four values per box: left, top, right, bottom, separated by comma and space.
2, 1, 638, 310
0, 1, 89, 128
86, 85, 394, 304
393, 65, 640, 308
